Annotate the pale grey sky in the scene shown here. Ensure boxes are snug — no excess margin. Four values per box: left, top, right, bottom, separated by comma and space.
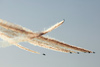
0, 0, 100, 67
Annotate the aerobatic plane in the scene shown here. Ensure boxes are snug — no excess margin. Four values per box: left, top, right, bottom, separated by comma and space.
0, 19, 95, 55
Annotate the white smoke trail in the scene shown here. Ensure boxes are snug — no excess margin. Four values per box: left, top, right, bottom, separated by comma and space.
0, 19, 93, 54
0, 41, 13, 48
28, 38, 76, 53
36, 36, 92, 53
0, 32, 40, 54
41, 20, 64, 35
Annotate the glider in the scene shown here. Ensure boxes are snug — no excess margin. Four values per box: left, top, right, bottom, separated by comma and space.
0, 19, 95, 54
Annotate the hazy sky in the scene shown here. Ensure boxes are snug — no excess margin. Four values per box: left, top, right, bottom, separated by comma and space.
0, 0, 100, 67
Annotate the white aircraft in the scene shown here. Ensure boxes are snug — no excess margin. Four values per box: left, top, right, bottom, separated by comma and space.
0, 19, 95, 55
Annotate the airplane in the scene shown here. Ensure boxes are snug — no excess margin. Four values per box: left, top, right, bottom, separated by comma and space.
43, 53, 46, 56
0, 19, 95, 55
